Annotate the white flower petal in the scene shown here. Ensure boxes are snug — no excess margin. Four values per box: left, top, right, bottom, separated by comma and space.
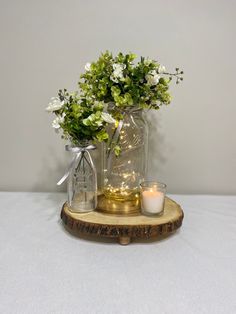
101, 112, 116, 124
85, 62, 91, 71
46, 97, 64, 112
144, 58, 152, 66
112, 63, 125, 80
110, 75, 118, 83
51, 113, 65, 129
158, 64, 166, 74
52, 119, 60, 129
145, 70, 160, 86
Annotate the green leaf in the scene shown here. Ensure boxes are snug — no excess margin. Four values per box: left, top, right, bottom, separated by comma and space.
114, 145, 121, 156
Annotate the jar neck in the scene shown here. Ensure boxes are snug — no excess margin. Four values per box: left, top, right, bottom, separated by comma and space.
107, 102, 144, 115
123, 107, 143, 114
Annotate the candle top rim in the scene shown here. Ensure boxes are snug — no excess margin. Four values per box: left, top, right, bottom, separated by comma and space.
140, 181, 166, 189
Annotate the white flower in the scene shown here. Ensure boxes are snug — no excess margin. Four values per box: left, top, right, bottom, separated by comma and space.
101, 112, 116, 124
158, 64, 166, 74
46, 97, 64, 112
85, 63, 91, 71
151, 100, 160, 106
113, 63, 126, 73
52, 113, 65, 129
145, 70, 160, 86
110, 63, 126, 82
110, 76, 118, 83
144, 58, 152, 66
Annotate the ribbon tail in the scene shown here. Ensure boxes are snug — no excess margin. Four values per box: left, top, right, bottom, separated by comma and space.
57, 153, 81, 185
57, 172, 70, 186
107, 119, 124, 172
86, 150, 96, 172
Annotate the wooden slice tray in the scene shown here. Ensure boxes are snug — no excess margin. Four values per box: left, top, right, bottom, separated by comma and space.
61, 197, 184, 245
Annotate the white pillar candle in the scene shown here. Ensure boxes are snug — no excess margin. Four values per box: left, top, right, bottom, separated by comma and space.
141, 190, 165, 214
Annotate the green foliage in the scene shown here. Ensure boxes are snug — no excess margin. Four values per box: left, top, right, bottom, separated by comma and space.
47, 51, 183, 145
79, 51, 183, 110
52, 90, 111, 144
114, 145, 121, 157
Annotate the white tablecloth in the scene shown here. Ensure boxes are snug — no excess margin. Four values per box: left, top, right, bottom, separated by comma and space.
0, 192, 236, 314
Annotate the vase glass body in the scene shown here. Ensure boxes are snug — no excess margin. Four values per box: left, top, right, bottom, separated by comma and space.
102, 109, 148, 201
67, 142, 97, 212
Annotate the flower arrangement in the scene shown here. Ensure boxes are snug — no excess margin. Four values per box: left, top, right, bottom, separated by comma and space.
46, 91, 114, 144
46, 51, 183, 145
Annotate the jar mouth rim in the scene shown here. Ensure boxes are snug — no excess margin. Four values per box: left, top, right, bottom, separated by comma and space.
140, 181, 167, 189
107, 103, 144, 113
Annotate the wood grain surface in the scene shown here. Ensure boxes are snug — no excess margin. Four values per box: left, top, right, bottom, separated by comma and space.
61, 197, 184, 245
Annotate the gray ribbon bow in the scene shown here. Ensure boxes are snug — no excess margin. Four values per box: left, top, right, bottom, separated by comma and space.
57, 144, 96, 185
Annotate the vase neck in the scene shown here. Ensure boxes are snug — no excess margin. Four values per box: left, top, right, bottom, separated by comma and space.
73, 140, 95, 148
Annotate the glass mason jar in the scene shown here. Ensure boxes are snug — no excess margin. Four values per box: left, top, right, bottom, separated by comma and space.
102, 108, 148, 201
67, 142, 97, 212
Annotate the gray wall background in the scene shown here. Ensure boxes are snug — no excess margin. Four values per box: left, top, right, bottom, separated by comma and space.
0, 0, 235, 194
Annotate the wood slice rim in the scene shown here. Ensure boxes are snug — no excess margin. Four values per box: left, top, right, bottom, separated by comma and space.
61, 197, 184, 244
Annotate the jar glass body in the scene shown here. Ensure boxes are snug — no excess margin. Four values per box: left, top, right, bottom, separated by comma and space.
102, 109, 148, 201
67, 143, 97, 212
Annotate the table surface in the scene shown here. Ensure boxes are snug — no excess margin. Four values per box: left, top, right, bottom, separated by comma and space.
0, 192, 236, 314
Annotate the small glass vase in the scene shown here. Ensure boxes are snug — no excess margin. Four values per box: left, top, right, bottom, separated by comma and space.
67, 142, 97, 213
102, 108, 149, 201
